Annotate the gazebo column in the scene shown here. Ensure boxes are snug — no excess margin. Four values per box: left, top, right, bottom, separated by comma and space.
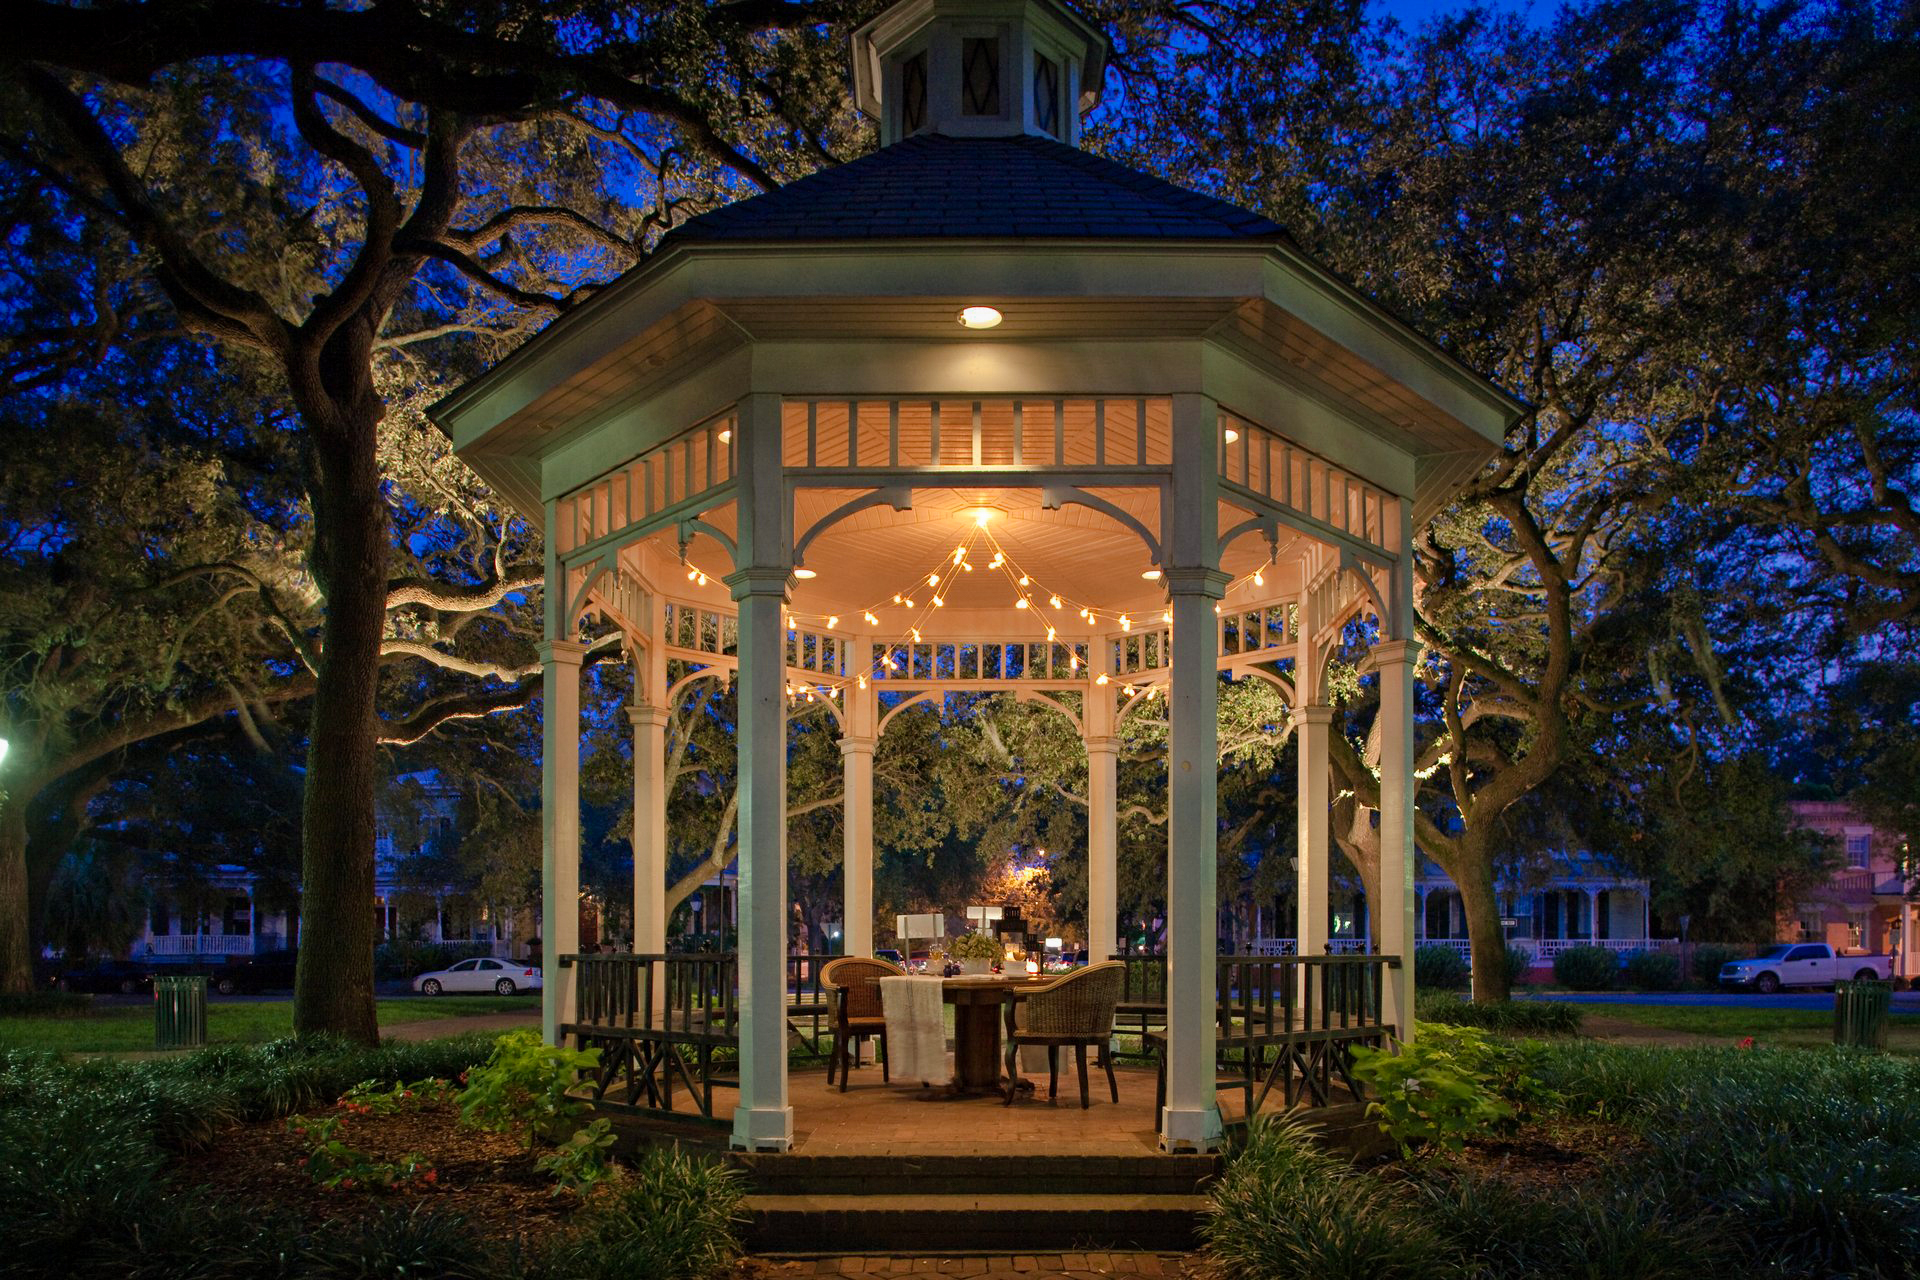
1373, 629, 1421, 1042
1161, 392, 1227, 1153
1295, 705, 1332, 963
841, 677, 878, 957
729, 393, 793, 1151
629, 696, 670, 959
1085, 653, 1118, 962
538, 637, 587, 1046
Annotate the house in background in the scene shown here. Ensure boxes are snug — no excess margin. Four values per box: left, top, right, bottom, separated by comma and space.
1414, 850, 1668, 971
1787, 800, 1915, 979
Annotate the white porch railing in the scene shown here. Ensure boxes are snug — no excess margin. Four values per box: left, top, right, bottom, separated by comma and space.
145, 934, 254, 956
1534, 937, 1676, 958
1256, 936, 1680, 968
1249, 938, 1372, 957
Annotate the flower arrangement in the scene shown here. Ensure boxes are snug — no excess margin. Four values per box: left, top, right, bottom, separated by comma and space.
949, 931, 1000, 960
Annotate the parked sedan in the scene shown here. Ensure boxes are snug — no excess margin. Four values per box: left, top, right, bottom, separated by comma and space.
212, 949, 298, 995
412, 957, 542, 996
53, 960, 154, 994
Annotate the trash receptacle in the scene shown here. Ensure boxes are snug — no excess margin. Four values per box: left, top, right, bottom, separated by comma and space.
1834, 979, 1892, 1050
155, 975, 208, 1050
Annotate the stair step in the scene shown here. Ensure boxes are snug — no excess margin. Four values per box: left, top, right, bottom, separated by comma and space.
731, 1152, 1221, 1197
743, 1192, 1208, 1253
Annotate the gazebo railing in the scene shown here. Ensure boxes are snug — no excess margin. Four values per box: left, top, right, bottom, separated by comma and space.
561, 952, 739, 1123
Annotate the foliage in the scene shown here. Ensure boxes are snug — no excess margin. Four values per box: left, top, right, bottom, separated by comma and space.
338, 1077, 455, 1116
538, 1144, 746, 1280
1414, 992, 1582, 1037
457, 1030, 599, 1147
286, 1112, 437, 1191
1412, 945, 1469, 992
373, 941, 496, 982
1202, 1114, 1456, 1280
1350, 1024, 1555, 1157
1552, 945, 1620, 992
1501, 946, 1535, 989
948, 931, 1001, 961
1690, 943, 1752, 985
534, 1117, 619, 1195
1622, 950, 1682, 992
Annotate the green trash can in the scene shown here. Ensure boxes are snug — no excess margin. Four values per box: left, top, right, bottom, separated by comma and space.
1833, 979, 1892, 1050
155, 975, 208, 1050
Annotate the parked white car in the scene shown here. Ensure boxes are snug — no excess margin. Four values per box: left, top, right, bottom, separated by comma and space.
412, 957, 543, 996
1719, 943, 1892, 994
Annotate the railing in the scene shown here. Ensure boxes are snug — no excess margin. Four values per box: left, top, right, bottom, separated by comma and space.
1533, 938, 1677, 959
1249, 938, 1371, 957
562, 952, 739, 1123
145, 935, 254, 956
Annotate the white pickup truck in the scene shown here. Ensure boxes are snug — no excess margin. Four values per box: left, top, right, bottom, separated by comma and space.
1718, 943, 1893, 993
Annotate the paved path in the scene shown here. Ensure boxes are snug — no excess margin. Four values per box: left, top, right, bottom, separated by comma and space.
749, 1254, 1196, 1278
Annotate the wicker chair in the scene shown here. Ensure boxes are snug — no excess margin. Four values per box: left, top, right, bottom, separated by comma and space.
1002, 961, 1125, 1108
821, 955, 904, 1091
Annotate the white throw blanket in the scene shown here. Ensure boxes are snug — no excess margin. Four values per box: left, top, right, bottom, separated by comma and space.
879, 974, 948, 1085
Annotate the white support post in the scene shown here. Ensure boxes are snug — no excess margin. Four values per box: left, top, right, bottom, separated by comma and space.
729, 392, 794, 1152
1586, 887, 1601, 940
630, 700, 670, 958
1085, 649, 1119, 962
1161, 392, 1227, 1153
1295, 705, 1333, 964
841, 678, 878, 957
539, 638, 587, 1046
1372, 575, 1419, 1037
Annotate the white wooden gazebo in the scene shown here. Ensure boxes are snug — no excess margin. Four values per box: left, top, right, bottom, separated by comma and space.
433, 0, 1519, 1153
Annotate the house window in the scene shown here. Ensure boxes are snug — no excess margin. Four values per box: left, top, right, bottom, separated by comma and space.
1848, 912, 1867, 949
1033, 54, 1059, 134
223, 896, 251, 936
150, 895, 170, 937
961, 38, 1001, 115
1846, 834, 1871, 869
901, 52, 927, 133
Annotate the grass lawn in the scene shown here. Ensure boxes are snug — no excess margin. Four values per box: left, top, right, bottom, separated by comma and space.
1594, 1000, 1920, 1051
0, 996, 532, 1056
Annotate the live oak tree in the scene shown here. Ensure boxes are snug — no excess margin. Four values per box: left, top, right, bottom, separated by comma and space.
0, 0, 859, 1030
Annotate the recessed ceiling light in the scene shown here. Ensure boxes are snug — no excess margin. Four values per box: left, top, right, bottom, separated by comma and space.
1223, 428, 1240, 444
1141, 569, 1162, 580
957, 305, 1003, 330
970, 507, 996, 526
718, 428, 733, 443
792, 567, 817, 579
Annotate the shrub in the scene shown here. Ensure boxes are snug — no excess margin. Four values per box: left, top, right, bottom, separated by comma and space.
1502, 945, 1537, 988
536, 1118, 619, 1193
1415, 993, 1583, 1036
1413, 945, 1470, 992
1350, 1024, 1555, 1156
540, 1146, 746, 1280
1203, 1115, 1458, 1279
374, 940, 494, 982
1552, 945, 1618, 991
1622, 950, 1682, 992
1689, 943, 1748, 985
0, 991, 94, 1018
459, 1030, 600, 1147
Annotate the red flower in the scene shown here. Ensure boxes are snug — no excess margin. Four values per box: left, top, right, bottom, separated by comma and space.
423, 1170, 438, 1184
341, 1179, 356, 1190
1737, 1036, 1756, 1050
296, 1157, 308, 1167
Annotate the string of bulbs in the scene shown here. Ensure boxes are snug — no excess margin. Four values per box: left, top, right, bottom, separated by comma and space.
676, 512, 1281, 704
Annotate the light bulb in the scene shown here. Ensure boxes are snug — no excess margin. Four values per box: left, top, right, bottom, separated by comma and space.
696, 573, 708, 586
957, 305, 1003, 329
893, 594, 903, 604
909, 627, 921, 642
1162, 610, 1173, 623
929, 572, 940, 586
857, 675, 868, 689
1018, 575, 1030, 586
972, 508, 994, 526
1080, 608, 1092, 621
960, 561, 973, 572
687, 568, 698, 580
1142, 569, 1162, 580
864, 611, 880, 625
718, 428, 733, 444
793, 567, 817, 579
932, 595, 945, 607
1253, 570, 1265, 586
1214, 603, 1222, 615
1070, 654, 1080, 670
1095, 674, 1109, 686
953, 547, 966, 564
904, 597, 915, 609
1015, 599, 1030, 609
1049, 595, 1063, 609
1224, 427, 1239, 443
1046, 626, 1057, 642
1120, 615, 1132, 631
1123, 684, 1136, 697
827, 615, 839, 628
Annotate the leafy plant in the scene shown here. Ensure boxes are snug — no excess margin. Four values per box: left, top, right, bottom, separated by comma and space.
1351, 1024, 1556, 1156
948, 932, 1000, 961
1622, 950, 1682, 992
339, 1077, 454, 1116
458, 1030, 600, 1147
1689, 943, 1750, 985
536, 1118, 619, 1194
539, 1145, 746, 1280
287, 1114, 437, 1191
1413, 945, 1470, 991
1552, 945, 1619, 991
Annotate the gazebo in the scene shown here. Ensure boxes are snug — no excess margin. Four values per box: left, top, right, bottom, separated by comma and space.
433, 0, 1520, 1154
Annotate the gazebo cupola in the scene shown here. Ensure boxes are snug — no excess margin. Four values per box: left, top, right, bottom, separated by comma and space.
852, 0, 1107, 145
434, 0, 1522, 1156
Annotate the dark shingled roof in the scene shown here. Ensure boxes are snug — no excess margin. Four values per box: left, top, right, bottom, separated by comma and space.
665, 133, 1287, 244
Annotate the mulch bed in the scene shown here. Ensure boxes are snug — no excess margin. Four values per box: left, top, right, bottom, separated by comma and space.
1381, 1115, 1648, 1194
169, 1099, 583, 1245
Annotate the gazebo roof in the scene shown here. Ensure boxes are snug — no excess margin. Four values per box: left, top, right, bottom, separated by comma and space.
666, 134, 1290, 245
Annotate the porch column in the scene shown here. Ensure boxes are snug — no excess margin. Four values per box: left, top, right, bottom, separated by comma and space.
1086, 655, 1119, 962
1586, 887, 1600, 940
1161, 391, 1227, 1153
841, 677, 878, 957
538, 638, 587, 1046
1295, 705, 1332, 960
729, 392, 793, 1151
1373, 634, 1419, 1040
630, 701, 670, 957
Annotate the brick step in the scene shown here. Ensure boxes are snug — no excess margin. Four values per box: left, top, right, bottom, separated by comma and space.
730, 1152, 1220, 1197
743, 1192, 1209, 1254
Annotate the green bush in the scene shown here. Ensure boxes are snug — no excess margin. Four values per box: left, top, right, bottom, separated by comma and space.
1622, 950, 1682, 992
1552, 944, 1618, 991
539, 1146, 746, 1280
1415, 993, 1583, 1036
1501, 945, 1536, 988
373, 940, 495, 982
0, 991, 94, 1018
1351, 1024, 1556, 1156
1690, 943, 1749, 985
1204, 1115, 1456, 1279
1413, 944, 1470, 991
458, 1029, 600, 1147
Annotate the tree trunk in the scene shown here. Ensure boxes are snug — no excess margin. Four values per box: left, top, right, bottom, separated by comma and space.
292, 411, 387, 1043
0, 800, 30, 993
1449, 839, 1511, 1002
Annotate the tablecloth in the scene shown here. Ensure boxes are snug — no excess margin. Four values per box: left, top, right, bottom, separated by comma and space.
879, 974, 948, 1084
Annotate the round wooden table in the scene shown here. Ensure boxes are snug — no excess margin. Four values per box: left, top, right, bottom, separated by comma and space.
942, 974, 1044, 1092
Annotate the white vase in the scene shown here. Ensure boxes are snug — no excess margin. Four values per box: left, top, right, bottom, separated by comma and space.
959, 958, 992, 976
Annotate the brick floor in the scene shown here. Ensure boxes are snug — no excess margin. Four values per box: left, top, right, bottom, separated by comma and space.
744, 1254, 1199, 1278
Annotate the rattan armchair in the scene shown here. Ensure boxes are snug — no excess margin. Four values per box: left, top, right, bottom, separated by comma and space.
1002, 960, 1125, 1108
820, 955, 904, 1091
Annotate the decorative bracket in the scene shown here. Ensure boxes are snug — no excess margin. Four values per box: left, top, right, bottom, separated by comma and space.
1041, 485, 1162, 563
676, 516, 738, 565
793, 487, 913, 567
